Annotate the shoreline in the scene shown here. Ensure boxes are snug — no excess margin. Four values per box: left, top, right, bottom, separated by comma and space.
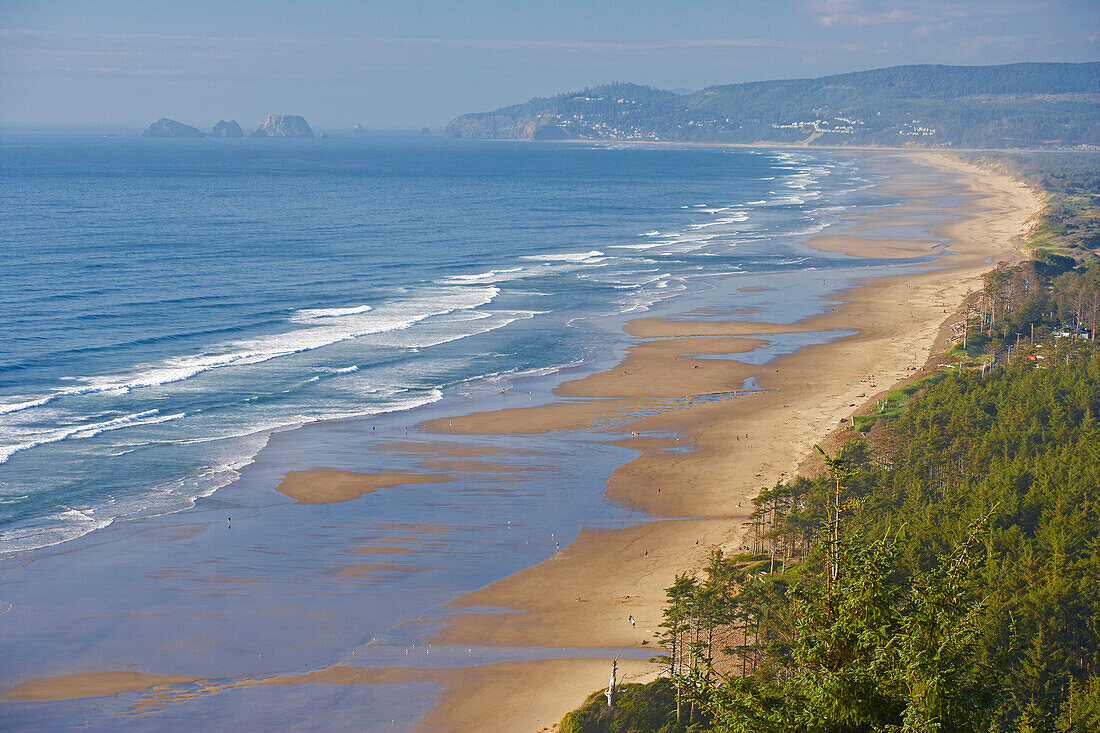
0, 151, 1040, 731
412, 151, 1040, 731
562, 136, 1096, 156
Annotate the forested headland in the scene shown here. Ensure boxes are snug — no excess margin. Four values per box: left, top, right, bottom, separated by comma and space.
558, 157, 1100, 733
446, 63, 1099, 149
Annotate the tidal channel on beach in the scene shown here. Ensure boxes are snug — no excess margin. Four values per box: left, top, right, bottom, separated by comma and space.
0, 134, 968, 729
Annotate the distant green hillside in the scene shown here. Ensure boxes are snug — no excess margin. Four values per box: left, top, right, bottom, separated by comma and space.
446, 63, 1100, 148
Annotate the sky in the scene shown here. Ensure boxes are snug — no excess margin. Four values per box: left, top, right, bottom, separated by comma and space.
1, 0, 1097, 130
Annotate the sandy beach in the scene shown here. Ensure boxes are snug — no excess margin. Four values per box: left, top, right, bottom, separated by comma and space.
411, 151, 1040, 730
0, 151, 1041, 732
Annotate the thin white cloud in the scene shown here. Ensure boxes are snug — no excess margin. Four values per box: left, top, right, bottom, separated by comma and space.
850, 9, 918, 25
2, 26, 875, 83
0, 27, 853, 55
803, 0, 1048, 29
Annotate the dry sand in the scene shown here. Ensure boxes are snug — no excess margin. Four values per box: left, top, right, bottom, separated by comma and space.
414, 658, 656, 733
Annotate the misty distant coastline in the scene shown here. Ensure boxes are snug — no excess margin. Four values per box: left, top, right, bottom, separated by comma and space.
131, 62, 1100, 149
446, 62, 1100, 149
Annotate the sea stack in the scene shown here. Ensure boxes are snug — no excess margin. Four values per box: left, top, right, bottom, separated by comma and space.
142, 118, 205, 138
251, 115, 314, 138
208, 120, 244, 138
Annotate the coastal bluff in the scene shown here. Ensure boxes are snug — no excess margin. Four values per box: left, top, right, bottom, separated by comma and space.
142, 118, 205, 138
208, 120, 244, 138
251, 115, 314, 138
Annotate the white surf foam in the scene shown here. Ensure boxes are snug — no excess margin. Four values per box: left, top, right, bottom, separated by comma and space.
366, 308, 538, 350
0, 433, 269, 555
0, 285, 501, 421
521, 250, 605, 263
441, 267, 525, 284
688, 213, 750, 230
769, 195, 806, 205
612, 241, 669, 250
291, 304, 374, 321
0, 507, 115, 555
0, 396, 53, 416
0, 409, 186, 465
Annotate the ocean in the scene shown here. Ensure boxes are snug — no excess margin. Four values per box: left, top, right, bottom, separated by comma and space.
0, 132, 874, 556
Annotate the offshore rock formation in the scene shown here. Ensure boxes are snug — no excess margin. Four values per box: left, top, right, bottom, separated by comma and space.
208, 120, 244, 138
251, 115, 314, 138
142, 118, 205, 138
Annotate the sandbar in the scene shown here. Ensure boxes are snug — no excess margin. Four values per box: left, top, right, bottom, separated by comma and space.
274, 468, 451, 504
0, 671, 199, 702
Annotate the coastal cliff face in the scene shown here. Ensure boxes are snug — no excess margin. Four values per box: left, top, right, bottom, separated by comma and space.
142, 118, 205, 138
208, 120, 244, 138
445, 113, 572, 140
251, 115, 314, 138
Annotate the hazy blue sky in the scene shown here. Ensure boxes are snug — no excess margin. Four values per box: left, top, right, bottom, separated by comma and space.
2, 0, 1097, 130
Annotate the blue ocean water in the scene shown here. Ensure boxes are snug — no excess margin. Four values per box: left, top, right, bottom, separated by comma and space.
0, 133, 871, 554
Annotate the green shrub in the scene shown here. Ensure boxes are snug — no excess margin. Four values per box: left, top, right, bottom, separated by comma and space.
560, 678, 699, 733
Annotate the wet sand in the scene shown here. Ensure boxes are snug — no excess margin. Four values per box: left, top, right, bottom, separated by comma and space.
0, 672, 199, 702
1, 658, 650, 733
275, 468, 452, 504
